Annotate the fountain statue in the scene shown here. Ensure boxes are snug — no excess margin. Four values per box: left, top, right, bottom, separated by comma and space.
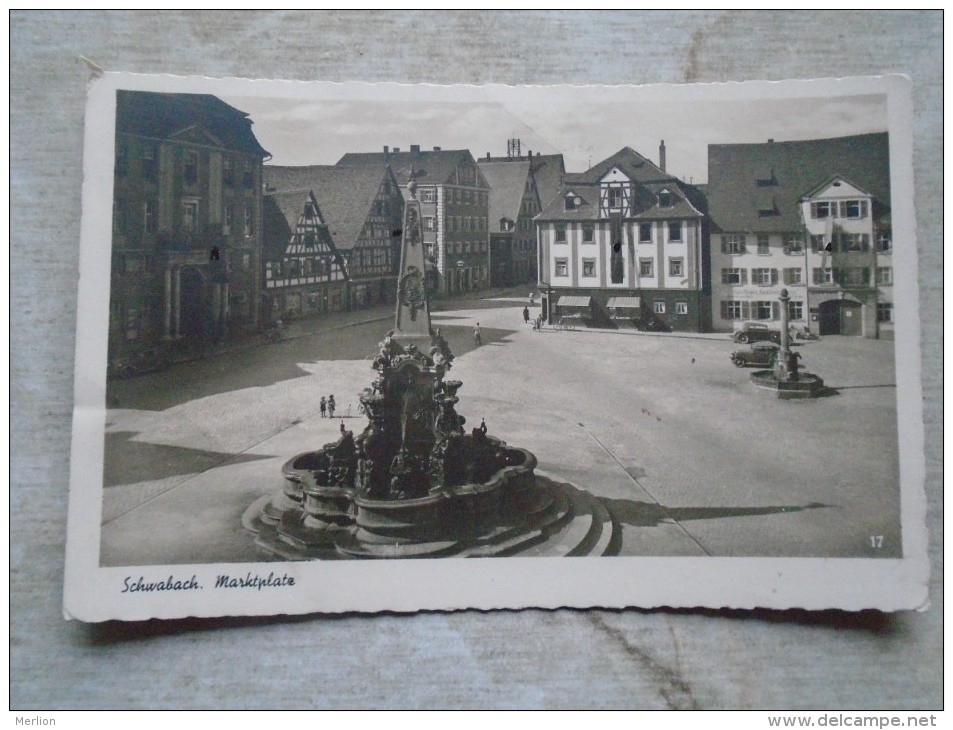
749, 289, 826, 398
243, 177, 618, 558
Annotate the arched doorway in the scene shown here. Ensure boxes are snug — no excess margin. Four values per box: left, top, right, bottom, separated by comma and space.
818, 298, 863, 336
179, 267, 208, 340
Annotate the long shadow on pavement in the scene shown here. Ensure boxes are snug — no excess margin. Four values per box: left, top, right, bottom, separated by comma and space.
107, 321, 517, 412
103, 431, 274, 487
598, 496, 830, 528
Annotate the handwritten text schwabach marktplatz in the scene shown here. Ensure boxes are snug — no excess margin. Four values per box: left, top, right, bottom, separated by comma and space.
214, 572, 295, 590
121, 574, 201, 593
120, 572, 296, 594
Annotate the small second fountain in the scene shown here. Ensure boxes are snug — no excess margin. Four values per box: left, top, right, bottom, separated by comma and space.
750, 288, 826, 398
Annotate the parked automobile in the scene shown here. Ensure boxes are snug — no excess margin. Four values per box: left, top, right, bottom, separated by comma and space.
109, 347, 171, 378
639, 318, 672, 333
730, 341, 780, 368
732, 322, 781, 344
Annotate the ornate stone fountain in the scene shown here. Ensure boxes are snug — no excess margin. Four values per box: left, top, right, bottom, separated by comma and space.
750, 288, 826, 398
244, 178, 617, 559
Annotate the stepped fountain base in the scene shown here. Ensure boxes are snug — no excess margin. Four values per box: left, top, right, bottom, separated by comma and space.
243, 473, 619, 560
750, 370, 826, 399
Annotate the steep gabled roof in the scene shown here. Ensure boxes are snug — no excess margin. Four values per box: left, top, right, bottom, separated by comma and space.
631, 184, 704, 220
116, 90, 270, 157
535, 146, 705, 222
573, 147, 673, 185
262, 189, 309, 260
264, 164, 396, 250
477, 160, 533, 228
801, 174, 872, 200
528, 154, 567, 211
707, 132, 890, 233
336, 149, 486, 189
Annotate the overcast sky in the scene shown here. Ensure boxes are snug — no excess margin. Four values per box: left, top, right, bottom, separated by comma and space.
222, 85, 888, 185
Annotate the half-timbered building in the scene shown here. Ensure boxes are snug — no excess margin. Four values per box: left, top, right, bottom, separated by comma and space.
263, 165, 404, 311
261, 189, 348, 319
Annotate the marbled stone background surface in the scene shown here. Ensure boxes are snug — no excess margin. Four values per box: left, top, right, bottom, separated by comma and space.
10, 10, 942, 709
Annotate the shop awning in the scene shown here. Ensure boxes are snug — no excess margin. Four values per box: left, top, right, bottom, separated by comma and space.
557, 296, 592, 307
606, 296, 642, 309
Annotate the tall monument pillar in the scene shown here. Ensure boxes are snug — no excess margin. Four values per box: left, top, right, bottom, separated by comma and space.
394, 178, 432, 338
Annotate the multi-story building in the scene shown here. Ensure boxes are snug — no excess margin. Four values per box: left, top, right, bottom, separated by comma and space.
478, 143, 566, 287
109, 90, 269, 371
263, 165, 404, 314
707, 133, 891, 338
261, 189, 348, 319
477, 158, 542, 286
337, 146, 491, 296
536, 145, 709, 331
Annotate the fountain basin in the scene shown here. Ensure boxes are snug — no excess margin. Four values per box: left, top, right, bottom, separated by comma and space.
750, 370, 827, 398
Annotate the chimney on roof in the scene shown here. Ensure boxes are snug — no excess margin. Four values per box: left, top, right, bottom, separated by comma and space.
383, 145, 389, 154
659, 140, 666, 172
393, 147, 400, 153
486, 152, 491, 160
768, 139, 774, 143
433, 146, 441, 152
527, 149, 532, 161
410, 144, 420, 154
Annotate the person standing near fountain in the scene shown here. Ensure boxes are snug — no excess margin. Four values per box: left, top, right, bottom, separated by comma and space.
474, 322, 482, 346
328, 395, 336, 419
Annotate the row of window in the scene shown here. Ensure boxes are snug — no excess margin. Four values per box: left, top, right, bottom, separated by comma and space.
419, 188, 488, 207
721, 300, 799, 321
812, 267, 891, 286
720, 232, 891, 255
444, 241, 488, 255
720, 300, 894, 323
553, 257, 685, 279
116, 143, 256, 188
720, 267, 892, 286
809, 199, 868, 220
114, 199, 255, 238
269, 256, 337, 279
554, 221, 686, 243
424, 216, 489, 233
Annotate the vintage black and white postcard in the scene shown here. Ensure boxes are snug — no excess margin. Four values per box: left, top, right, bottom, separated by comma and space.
64, 72, 927, 621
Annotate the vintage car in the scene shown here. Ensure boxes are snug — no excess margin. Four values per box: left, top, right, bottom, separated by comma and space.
732, 322, 782, 344
730, 341, 780, 368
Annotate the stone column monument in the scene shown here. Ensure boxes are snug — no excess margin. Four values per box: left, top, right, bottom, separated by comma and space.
394, 178, 431, 338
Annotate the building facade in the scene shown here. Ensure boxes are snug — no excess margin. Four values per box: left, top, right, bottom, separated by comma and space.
338, 147, 491, 296
264, 165, 404, 315
536, 146, 709, 331
707, 133, 892, 338
261, 189, 348, 320
109, 91, 269, 372
477, 158, 542, 287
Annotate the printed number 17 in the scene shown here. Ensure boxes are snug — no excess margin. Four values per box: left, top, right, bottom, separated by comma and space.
869, 535, 884, 548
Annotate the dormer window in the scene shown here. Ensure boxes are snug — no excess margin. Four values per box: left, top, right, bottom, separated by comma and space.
564, 192, 581, 211
658, 189, 674, 208
607, 188, 624, 208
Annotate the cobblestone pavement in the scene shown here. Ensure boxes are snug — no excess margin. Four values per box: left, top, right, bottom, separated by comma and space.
100, 290, 902, 566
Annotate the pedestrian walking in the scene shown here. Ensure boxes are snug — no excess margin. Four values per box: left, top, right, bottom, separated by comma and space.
523, 306, 530, 324
328, 395, 336, 418
319, 396, 327, 418
473, 323, 482, 346
340, 421, 346, 435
